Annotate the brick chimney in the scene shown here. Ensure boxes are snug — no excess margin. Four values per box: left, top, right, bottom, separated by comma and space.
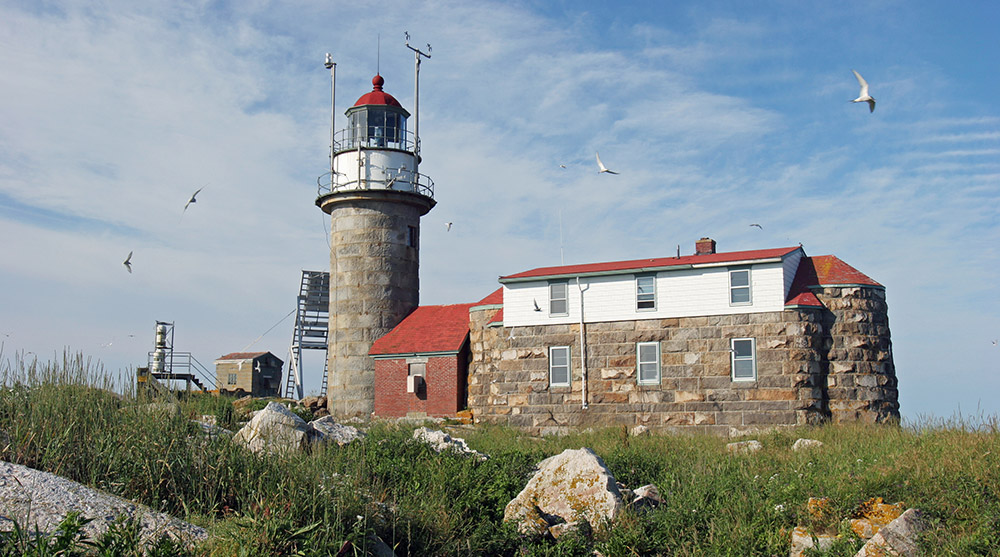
695, 237, 716, 255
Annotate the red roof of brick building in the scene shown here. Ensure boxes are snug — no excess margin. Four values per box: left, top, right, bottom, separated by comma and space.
369, 303, 476, 356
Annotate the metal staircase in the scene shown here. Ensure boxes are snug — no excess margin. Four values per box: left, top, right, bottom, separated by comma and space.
285, 270, 330, 399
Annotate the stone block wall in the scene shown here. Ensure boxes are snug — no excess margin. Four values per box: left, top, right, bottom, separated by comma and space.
468, 285, 898, 434
814, 287, 898, 423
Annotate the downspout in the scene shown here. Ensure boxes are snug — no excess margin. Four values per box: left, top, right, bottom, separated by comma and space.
576, 277, 589, 409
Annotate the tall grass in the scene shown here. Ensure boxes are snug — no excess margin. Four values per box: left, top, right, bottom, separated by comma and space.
2, 352, 999, 555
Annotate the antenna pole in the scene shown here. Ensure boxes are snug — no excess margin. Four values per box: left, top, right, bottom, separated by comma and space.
325, 54, 337, 182
405, 35, 431, 174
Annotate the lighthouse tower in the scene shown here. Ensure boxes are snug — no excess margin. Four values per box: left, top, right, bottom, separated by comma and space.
317, 73, 435, 418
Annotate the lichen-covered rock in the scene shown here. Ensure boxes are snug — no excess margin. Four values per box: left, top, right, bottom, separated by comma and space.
792, 438, 823, 451
850, 497, 905, 539
789, 526, 836, 557
727, 440, 762, 454
0, 461, 206, 548
503, 448, 623, 536
232, 402, 309, 454
855, 508, 926, 557
412, 427, 486, 459
308, 416, 366, 446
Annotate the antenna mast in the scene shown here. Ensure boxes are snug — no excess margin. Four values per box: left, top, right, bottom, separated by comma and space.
324, 53, 337, 182
405, 32, 431, 174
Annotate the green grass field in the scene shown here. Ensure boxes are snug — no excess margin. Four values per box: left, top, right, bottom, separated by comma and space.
2, 352, 998, 556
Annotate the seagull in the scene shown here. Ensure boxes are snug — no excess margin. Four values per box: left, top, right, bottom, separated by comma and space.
123, 251, 133, 273
559, 164, 567, 169
851, 70, 876, 113
750, 223, 763, 230
255, 361, 261, 373
596, 152, 619, 174
533, 299, 542, 312
445, 222, 453, 231
183, 186, 205, 212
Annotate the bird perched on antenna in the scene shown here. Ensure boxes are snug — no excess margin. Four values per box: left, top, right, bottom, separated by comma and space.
851, 70, 876, 113
324, 53, 334, 70
123, 251, 133, 273
183, 186, 205, 212
596, 152, 619, 174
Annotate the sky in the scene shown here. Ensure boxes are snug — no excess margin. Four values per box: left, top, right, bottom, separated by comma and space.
1, 0, 998, 422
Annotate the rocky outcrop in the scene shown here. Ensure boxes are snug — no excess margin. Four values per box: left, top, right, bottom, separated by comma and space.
504, 448, 622, 537
232, 402, 310, 454
0, 461, 206, 548
412, 427, 486, 460
308, 416, 366, 446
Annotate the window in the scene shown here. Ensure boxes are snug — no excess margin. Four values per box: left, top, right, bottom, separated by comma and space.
731, 338, 756, 381
227, 373, 237, 385
549, 346, 570, 387
729, 269, 752, 305
636, 274, 656, 310
408, 226, 418, 248
549, 281, 569, 315
408, 362, 425, 376
636, 342, 660, 384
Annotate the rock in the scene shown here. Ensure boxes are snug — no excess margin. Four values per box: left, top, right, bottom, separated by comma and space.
631, 484, 664, 510
792, 438, 823, 451
503, 448, 623, 537
855, 508, 926, 557
629, 425, 649, 437
0, 461, 206, 548
726, 440, 762, 454
190, 419, 232, 439
308, 416, 366, 446
412, 427, 486, 460
548, 520, 585, 540
850, 497, 905, 539
789, 526, 837, 557
300, 395, 323, 411
232, 402, 309, 454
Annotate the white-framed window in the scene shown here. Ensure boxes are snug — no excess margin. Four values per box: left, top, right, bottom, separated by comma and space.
729, 268, 752, 305
636, 342, 660, 385
731, 338, 757, 381
549, 281, 569, 316
636, 274, 656, 311
549, 346, 571, 387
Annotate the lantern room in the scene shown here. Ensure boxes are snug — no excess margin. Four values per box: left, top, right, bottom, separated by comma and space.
345, 75, 411, 150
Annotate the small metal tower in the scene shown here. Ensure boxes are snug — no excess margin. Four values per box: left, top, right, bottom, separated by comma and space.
285, 270, 330, 399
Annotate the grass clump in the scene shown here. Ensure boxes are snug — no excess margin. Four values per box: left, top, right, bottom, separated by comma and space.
1, 352, 999, 555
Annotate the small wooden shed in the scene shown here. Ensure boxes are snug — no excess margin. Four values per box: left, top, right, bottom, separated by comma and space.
215, 351, 284, 397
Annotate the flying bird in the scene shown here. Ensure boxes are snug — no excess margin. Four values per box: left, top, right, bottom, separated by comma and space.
750, 223, 763, 230
596, 152, 619, 174
559, 164, 567, 169
445, 222, 453, 231
851, 70, 876, 113
255, 361, 262, 373
533, 299, 542, 312
123, 251, 133, 273
183, 186, 205, 212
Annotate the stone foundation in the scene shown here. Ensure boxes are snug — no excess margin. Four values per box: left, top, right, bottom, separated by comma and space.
468, 286, 898, 434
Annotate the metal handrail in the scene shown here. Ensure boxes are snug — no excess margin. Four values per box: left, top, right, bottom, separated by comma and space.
331, 128, 421, 153
317, 171, 434, 199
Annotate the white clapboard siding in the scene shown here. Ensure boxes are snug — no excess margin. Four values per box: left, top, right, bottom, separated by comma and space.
503, 261, 790, 327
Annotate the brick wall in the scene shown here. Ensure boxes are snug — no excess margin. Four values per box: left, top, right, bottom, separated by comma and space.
374, 347, 468, 417
468, 286, 898, 434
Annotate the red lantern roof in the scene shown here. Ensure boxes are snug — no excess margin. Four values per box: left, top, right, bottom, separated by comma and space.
353, 74, 404, 108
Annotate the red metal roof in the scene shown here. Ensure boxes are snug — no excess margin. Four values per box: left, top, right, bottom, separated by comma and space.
500, 246, 802, 281
216, 351, 271, 361
353, 75, 403, 108
369, 303, 475, 356
784, 255, 881, 307
476, 287, 503, 305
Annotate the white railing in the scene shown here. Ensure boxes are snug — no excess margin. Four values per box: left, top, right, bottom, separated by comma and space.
317, 170, 434, 199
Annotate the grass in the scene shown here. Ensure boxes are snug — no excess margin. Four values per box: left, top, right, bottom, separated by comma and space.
1, 351, 998, 556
